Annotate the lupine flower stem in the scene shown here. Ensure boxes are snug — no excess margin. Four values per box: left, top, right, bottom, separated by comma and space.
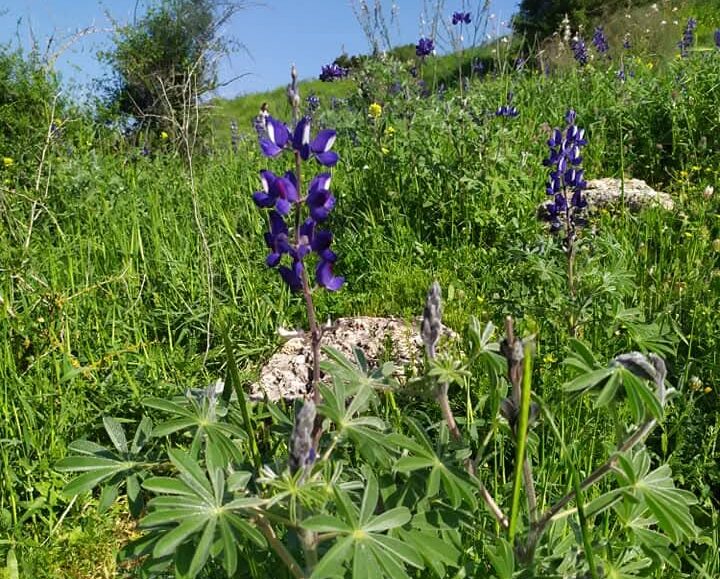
255, 516, 305, 579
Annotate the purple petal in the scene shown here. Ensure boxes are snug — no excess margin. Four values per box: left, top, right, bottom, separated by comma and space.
252, 192, 275, 208
279, 260, 304, 292
276, 198, 291, 215
316, 260, 344, 291
266, 252, 281, 267
259, 170, 276, 191
268, 211, 288, 235
315, 151, 339, 167
260, 139, 283, 157
308, 173, 332, 194
293, 117, 311, 159
266, 116, 289, 147
310, 129, 337, 153
311, 229, 332, 252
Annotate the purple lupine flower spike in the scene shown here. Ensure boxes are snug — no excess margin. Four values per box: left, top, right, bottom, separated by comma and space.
416, 37, 434, 57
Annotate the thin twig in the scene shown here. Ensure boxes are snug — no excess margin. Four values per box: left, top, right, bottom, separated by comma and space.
255, 516, 305, 578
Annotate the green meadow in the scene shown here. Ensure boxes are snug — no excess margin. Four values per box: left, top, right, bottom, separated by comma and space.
1, 1, 720, 577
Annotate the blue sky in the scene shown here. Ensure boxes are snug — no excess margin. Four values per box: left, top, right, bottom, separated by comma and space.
0, 0, 518, 98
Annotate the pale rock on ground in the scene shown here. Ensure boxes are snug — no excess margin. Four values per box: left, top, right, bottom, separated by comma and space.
250, 316, 432, 401
584, 178, 674, 211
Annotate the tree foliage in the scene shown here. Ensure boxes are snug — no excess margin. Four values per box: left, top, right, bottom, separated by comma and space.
100, 0, 243, 136
512, 0, 652, 44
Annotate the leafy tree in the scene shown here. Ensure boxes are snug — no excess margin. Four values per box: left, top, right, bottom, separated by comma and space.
512, 0, 649, 45
100, 0, 244, 139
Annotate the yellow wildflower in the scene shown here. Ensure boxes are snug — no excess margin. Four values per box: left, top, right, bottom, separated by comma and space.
3, 157, 13, 168
543, 353, 557, 364
368, 102, 382, 119
680, 170, 689, 178
384, 126, 395, 136
160, 131, 169, 140
703, 386, 712, 394
381, 147, 390, 155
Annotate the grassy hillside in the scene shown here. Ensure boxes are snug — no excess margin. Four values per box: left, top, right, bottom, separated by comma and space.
2, 1, 720, 577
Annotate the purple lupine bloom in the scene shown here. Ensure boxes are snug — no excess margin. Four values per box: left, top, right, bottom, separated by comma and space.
319, 63, 348, 82
592, 26, 609, 55
715, 29, 720, 48
572, 38, 589, 66
264, 211, 292, 267
306, 173, 336, 222
472, 58, 485, 74
416, 37, 435, 57
542, 109, 588, 233
252, 170, 299, 215
495, 91, 519, 117
452, 11, 471, 25
254, 114, 343, 294
306, 94, 320, 114
678, 18, 697, 57
623, 35, 631, 49
260, 116, 338, 167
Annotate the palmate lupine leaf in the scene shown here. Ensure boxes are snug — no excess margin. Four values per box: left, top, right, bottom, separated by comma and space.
613, 450, 698, 545
144, 396, 246, 463
303, 473, 421, 579
137, 449, 266, 578
56, 416, 154, 516
391, 419, 477, 509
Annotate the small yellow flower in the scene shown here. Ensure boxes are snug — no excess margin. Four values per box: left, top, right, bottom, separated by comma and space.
680, 170, 689, 178
703, 386, 712, 394
646, 61, 654, 70
3, 157, 13, 168
381, 146, 390, 155
543, 353, 557, 364
384, 126, 395, 136
368, 102, 382, 119
160, 131, 169, 140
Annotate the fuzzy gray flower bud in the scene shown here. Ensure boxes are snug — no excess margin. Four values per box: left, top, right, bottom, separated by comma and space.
289, 400, 316, 474
421, 281, 442, 358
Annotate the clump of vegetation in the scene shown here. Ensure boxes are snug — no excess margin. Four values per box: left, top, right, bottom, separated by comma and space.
1, 0, 720, 577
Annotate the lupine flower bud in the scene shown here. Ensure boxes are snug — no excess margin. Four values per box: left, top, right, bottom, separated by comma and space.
421, 281, 442, 358
289, 400, 317, 474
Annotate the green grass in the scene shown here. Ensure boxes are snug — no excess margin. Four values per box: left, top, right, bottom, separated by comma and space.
2, 8, 720, 577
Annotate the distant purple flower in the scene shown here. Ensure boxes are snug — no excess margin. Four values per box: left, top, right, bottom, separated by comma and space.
495, 92, 519, 118
678, 17, 697, 57
542, 109, 588, 233
472, 58, 485, 74
306, 94, 320, 114
572, 38, 589, 66
592, 26, 609, 55
452, 11, 471, 25
319, 63, 348, 82
416, 37, 435, 57
715, 29, 720, 48
623, 35, 632, 50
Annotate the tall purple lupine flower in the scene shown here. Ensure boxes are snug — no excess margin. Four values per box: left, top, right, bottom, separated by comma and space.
714, 29, 720, 49
452, 11, 471, 25
541, 109, 588, 297
416, 37, 435, 57
253, 116, 344, 293
542, 109, 588, 235
592, 26, 609, 55
571, 37, 589, 66
678, 18, 697, 57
